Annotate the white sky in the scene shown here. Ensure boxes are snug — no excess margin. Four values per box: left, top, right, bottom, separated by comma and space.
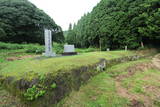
28, 0, 101, 31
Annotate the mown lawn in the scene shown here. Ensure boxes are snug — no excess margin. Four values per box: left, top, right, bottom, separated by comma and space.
57, 58, 160, 107
0, 51, 135, 80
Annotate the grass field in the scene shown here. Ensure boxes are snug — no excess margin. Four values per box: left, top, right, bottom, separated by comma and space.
57, 58, 160, 107
0, 43, 159, 107
0, 50, 135, 80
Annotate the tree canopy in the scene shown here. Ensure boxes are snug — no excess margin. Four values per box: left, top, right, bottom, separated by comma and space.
0, 0, 64, 44
66, 0, 160, 50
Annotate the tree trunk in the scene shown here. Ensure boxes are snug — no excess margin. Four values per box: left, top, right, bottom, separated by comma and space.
141, 41, 144, 48
99, 38, 102, 51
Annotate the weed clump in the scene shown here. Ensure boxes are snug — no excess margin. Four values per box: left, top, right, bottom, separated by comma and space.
24, 85, 46, 101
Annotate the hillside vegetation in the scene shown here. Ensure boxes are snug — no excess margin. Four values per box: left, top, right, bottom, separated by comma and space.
66, 0, 160, 50
0, 0, 64, 44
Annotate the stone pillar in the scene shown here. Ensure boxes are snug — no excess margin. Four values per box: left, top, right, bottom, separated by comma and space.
125, 46, 128, 51
107, 48, 110, 51
44, 29, 56, 57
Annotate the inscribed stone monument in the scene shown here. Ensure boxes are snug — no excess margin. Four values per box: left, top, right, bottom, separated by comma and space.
43, 29, 56, 57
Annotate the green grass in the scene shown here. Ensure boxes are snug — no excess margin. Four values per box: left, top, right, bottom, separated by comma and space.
0, 42, 159, 106
0, 49, 32, 63
0, 51, 135, 80
120, 68, 160, 106
57, 72, 130, 107
107, 57, 160, 106
76, 48, 99, 53
107, 59, 151, 78
0, 84, 24, 107
0, 42, 100, 55
57, 58, 160, 107
122, 69, 160, 94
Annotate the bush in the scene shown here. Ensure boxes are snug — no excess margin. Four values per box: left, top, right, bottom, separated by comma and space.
53, 42, 64, 54
24, 85, 46, 101
25, 46, 44, 54
51, 83, 57, 89
25, 42, 64, 54
52, 43, 99, 54
0, 42, 44, 54
0, 42, 96, 54
0, 42, 24, 50
25, 44, 45, 54
76, 48, 99, 53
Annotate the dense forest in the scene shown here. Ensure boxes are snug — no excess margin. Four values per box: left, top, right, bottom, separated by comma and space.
66, 0, 160, 50
0, 0, 64, 44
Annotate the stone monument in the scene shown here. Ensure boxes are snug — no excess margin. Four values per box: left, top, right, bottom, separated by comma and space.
62, 45, 77, 55
125, 46, 127, 51
64, 45, 75, 53
43, 29, 56, 57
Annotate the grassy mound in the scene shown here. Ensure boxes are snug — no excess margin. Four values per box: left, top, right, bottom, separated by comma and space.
0, 50, 138, 106
0, 51, 135, 80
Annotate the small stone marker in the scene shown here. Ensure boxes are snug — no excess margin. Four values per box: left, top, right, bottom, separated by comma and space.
64, 45, 75, 53
62, 45, 77, 56
43, 29, 56, 57
125, 46, 127, 51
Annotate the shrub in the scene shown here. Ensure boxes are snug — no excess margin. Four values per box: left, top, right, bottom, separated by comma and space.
25, 46, 44, 54
0, 42, 24, 50
53, 42, 64, 54
0, 42, 45, 54
24, 85, 46, 101
76, 48, 99, 53
51, 83, 57, 89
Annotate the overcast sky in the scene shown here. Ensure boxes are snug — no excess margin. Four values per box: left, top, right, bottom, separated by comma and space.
28, 0, 100, 31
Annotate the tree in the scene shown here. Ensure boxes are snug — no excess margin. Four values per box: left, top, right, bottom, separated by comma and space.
66, 23, 76, 44
66, 0, 160, 49
0, 0, 64, 44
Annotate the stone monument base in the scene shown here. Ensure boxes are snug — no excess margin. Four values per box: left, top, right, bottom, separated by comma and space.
62, 52, 77, 56
42, 52, 56, 57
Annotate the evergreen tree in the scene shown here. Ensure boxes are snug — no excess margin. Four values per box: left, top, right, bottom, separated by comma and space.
66, 0, 160, 49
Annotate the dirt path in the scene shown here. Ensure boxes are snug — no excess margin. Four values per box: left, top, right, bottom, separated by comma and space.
115, 54, 160, 107
116, 81, 153, 107
6, 55, 39, 61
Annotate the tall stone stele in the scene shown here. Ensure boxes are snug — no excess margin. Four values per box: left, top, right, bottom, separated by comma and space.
43, 29, 56, 57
